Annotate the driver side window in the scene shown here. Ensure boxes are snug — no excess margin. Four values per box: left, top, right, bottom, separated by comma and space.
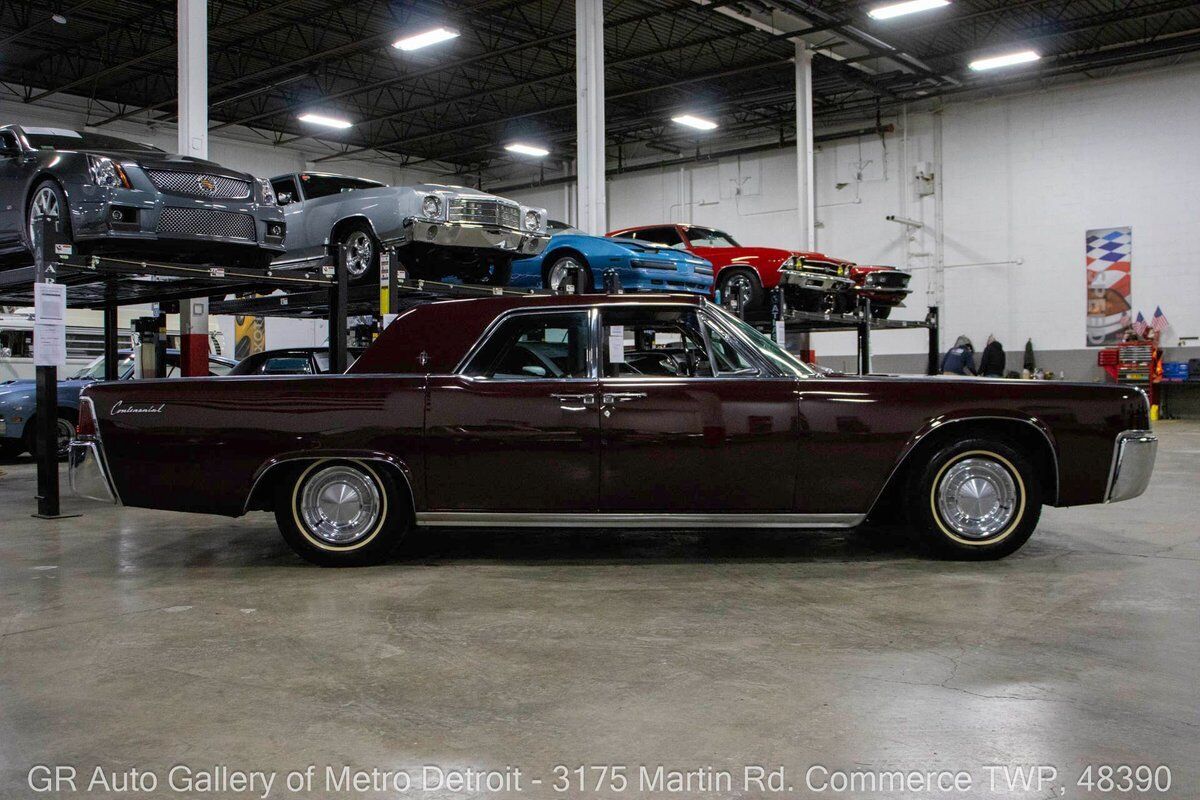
602, 307, 713, 378
0, 131, 20, 157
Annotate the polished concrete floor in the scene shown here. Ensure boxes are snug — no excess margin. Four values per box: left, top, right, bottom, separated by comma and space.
1, 423, 1197, 799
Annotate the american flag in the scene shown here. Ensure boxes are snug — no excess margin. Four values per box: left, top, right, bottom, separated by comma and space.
1132, 311, 1149, 337
1151, 306, 1170, 333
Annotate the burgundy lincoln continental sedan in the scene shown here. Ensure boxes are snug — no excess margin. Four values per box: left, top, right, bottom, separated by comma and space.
69, 294, 1156, 566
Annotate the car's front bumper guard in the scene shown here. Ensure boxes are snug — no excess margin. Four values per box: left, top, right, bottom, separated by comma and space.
779, 269, 856, 293
68, 438, 120, 504
1105, 429, 1157, 503
402, 219, 550, 256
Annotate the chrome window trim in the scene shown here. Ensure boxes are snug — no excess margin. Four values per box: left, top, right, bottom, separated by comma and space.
416, 511, 864, 529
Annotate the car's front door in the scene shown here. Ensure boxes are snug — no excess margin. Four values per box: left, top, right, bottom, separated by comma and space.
424, 309, 600, 511
0, 130, 26, 246
598, 305, 801, 512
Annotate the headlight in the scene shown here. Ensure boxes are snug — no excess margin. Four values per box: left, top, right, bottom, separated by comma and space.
257, 178, 276, 205
524, 209, 541, 231
87, 155, 129, 189
421, 194, 441, 219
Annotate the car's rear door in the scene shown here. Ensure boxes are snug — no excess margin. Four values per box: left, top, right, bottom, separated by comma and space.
424, 309, 601, 511
597, 304, 801, 512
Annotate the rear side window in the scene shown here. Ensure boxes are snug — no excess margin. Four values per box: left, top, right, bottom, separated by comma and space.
462, 312, 590, 379
260, 356, 312, 374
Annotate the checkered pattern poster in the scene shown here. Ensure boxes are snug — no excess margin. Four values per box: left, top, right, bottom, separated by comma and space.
1086, 226, 1132, 346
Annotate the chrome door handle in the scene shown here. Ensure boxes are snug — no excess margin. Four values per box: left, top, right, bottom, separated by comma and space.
551, 393, 596, 405
602, 392, 647, 404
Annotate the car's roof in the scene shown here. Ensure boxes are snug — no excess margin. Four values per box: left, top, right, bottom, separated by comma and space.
349, 293, 705, 375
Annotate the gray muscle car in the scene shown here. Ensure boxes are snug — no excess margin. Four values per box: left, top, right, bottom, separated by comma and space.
267, 172, 549, 285
0, 125, 285, 268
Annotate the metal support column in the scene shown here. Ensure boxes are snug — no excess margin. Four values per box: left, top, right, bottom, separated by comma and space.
177, 0, 210, 377
926, 306, 940, 375
328, 244, 349, 373
32, 218, 68, 518
794, 41, 815, 358
575, 0, 606, 235
103, 283, 119, 381
857, 301, 872, 376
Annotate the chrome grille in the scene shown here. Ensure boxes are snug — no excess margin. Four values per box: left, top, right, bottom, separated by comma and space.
146, 170, 252, 200
157, 207, 256, 241
865, 271, 911, 289
448, 198, 520, 229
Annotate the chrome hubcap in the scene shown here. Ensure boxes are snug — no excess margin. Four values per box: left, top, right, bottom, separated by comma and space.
721, 274, 753, 312
342, 231, 373, 278
548, 258, 583, 293
936, 457, 1018, 539
29, 186, 61, 242
299, 465, 381, 545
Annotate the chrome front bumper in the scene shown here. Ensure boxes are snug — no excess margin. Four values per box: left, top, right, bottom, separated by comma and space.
402, 219, 550, 256
779, 269, 855, 293
68, 438, 119, 504
1105, 429, 1157, 503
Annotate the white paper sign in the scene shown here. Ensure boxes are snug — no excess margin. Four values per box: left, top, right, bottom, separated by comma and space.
608, 325, 626, 364
775, 320, 786, 344
34, 283, 66, 369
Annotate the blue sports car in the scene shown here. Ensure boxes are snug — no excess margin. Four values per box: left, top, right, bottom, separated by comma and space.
0, 349, 235, 459
509, 220, 714, 294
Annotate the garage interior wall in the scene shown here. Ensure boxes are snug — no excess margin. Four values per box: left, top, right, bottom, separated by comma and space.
507, 61, 1200, 380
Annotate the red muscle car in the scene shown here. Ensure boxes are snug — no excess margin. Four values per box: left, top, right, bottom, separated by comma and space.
605, 224, 854, 314
70, 293, 1156, 567
798, 252, 913, 319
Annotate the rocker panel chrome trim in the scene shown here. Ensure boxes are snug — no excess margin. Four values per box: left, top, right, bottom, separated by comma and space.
415, 512, 865, 528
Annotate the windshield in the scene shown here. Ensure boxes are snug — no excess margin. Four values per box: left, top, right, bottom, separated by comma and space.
686, 227, 740, 248
23, 128, 163, 153
705, 305, 818, 378
299, 174, 385, 199
548, 220, 584, 235
70, 354, 135, 381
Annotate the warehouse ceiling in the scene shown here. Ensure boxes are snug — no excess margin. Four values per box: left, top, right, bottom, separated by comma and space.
1, 0, 1198, 182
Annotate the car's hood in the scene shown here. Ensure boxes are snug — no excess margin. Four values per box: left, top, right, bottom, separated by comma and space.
410, 183, 515, 203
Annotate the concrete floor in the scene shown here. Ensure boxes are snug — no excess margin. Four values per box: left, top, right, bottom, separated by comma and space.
1, 423, 1197, 799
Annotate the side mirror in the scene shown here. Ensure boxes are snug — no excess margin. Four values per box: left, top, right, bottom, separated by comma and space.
277, 191, 293, 205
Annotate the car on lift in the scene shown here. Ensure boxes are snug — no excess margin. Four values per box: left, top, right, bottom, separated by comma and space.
605, 223, 853, 315
0, 125, 285, 269
509, 219, 714, 294
267, 172, 550, 286
72, 293, 1155, 567
787, 252, 912, 319
0, 349, 235, 460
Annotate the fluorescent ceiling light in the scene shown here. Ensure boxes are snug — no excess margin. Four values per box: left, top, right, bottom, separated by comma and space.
505, 142, 550, 157
672, 114, 718, 131
969, 50, 1041, 71
867, 0, 949, 20
393, 27, 459, 51
298, 113, 353, 129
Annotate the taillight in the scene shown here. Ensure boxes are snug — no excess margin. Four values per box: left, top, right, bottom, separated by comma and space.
77, 397, 98, 438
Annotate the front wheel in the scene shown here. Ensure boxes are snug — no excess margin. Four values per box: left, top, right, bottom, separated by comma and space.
26, 180, 72, 253
717, 268, 763, 315
544, 255, 592, 293
274, 459, 409, 566
23, 415, 76, 460
905, 439, 1042, 559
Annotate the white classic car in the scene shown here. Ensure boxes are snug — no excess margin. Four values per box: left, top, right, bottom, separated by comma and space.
267, 172, 550, 285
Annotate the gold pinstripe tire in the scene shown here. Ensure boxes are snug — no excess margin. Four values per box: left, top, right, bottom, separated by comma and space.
273, 459, 409, 566
905, 439, 1043, 559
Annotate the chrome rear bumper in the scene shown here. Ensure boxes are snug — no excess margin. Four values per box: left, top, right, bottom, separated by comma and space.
1105, 429, 1157, 503
68, 438, 119, 504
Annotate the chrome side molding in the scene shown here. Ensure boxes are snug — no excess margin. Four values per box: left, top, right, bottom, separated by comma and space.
1105, 429, 1157, 503
415, 512, 865, 529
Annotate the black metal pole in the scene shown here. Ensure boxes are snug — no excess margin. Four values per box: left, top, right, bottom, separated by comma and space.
857, 298, 872, 375
328, 243, 349, 373
103, 282, 119, 381
33, 217, 59, 517
926, 305, 940, 376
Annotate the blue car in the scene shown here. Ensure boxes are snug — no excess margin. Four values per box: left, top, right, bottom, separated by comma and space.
0, 349, 235, 459
509, 220, 714, 294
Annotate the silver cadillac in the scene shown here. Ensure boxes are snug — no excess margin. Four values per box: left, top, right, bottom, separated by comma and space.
268, 172, 549, 285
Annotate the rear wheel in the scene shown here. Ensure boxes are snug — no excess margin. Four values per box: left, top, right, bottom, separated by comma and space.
905, 438, 1042, 559
274, 459, 409, 566
333, 224, 379, 284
